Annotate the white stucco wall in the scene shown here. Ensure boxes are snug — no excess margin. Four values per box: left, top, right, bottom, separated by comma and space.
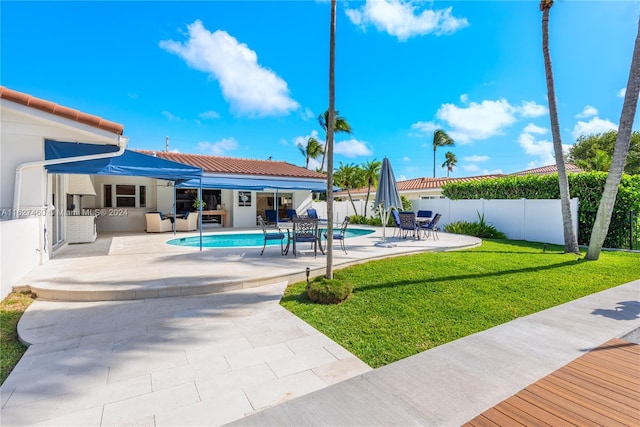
0, 98, 124, 298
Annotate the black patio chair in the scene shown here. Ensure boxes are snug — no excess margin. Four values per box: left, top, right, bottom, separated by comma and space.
420, 213, 442, 240
324, 216, 350, 254
257, 215, 286, 255
398, 211, 419, 240
291, 216, 322, 257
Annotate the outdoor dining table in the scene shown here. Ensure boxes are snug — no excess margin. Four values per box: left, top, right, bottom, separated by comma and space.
279, 218, 326, 256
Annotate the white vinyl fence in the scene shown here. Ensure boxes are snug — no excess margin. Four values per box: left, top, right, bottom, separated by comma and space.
311, 198, 579, 246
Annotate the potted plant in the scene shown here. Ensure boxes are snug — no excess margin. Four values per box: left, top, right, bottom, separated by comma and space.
192, 198, 206, 210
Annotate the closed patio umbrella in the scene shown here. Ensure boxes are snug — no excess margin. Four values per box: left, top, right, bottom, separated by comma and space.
374, 157, 402, 247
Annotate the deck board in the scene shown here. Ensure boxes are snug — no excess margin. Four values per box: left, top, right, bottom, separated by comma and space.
463, 338, 640, 426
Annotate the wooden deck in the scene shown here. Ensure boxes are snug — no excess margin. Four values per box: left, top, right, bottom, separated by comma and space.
464, 338, 640, 426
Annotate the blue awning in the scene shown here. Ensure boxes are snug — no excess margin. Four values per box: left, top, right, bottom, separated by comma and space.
45, 140, 202, 180
178, 176, 334, 192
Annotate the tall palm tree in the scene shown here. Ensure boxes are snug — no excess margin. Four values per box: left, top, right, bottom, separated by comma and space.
432, 130, 454, 177
586, 16, 640, 260
441, 151, 457, 177
361, 159, 381, 217
297, 136, 323, 169
540, 0, 579, 254
325, 0, 337, 279
318, 109, 352, 172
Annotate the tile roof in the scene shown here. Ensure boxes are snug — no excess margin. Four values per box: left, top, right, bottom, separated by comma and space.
137, 150, 327, 179
0, 86, 124, 135
510, 163, 583, 175
334, 164, 583, 197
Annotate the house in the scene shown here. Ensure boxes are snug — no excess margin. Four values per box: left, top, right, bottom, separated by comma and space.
335, 164, 583, 202
1, 86, 128, 299
0, 86, 328, 299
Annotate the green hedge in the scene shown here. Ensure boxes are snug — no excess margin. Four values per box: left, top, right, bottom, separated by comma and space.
442, 172, 640, 248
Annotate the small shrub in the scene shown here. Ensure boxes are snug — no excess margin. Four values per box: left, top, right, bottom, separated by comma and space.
444, 212, 507, 239
306, 277, 353, 304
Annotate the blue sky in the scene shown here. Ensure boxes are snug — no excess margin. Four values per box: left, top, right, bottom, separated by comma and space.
2, 1, 638, 180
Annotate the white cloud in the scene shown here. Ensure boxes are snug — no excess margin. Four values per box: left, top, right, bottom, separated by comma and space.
523, 123, 547, 134
397, 174, 408, 181
402, 156, 411, 161
197, 137, 238, 156
160, 20, 299, 117
482, 168, 504, 175
345, 0, 468, 41
575, 105, 598, 119
436, 98, 517, 143
517, 124, 572, 166
460, 93, 469, 104
300, 107, 315, 121
519, 101, 547, 118
463, 155, 489, 162
293, 130, 322, 148
161, 111, 185, 122
409, 120, 439, 136
199, 110, 220, 119
334, 138, 373, 157
572, 117, 617, 139
618, 87, 626, 98
462, 164, 480, 172
308, 158, 322, 171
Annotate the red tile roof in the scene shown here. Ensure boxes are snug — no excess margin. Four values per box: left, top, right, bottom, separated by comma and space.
510, 163, 582, 175
0, 86, 124, 135
334, 164, 583, 197
137, 150, 327, 179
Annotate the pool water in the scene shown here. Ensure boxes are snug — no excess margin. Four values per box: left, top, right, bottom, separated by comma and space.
166, 228, 374, 248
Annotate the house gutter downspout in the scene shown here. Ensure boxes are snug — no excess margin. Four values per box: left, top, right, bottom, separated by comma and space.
13, 136, 129, 219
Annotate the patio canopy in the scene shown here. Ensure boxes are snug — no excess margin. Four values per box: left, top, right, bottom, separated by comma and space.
44, 140, 202, 180
177, 176, 335, 192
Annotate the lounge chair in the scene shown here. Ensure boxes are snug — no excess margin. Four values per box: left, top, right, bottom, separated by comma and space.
291, 216, 322, 257
307, 208, 327, 223
257, 215, 286, 255
285, 209, 297, 221
324, 216, 350, 254
176, 211, 199, 232
420, 213, 442, 240
398, 211, 419, 240
145, 212, 172, 233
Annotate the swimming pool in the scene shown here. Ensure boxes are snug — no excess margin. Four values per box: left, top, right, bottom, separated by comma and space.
166, 228, 375, 248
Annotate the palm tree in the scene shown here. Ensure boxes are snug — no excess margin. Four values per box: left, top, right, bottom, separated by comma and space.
441, 151, 457, 177
297, 136, 323, 169
432, 130, 454, 177
586, 16, 640, 260
318, 109, 353, 172
540, 0, 579, 254
325, 0, 337, 279
334, 162, 361, 214
361, 159, 381, 217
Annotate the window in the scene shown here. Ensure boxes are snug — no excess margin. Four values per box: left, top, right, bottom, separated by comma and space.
104, 184, 147, 208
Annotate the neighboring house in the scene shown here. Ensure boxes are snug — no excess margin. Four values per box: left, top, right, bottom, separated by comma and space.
335, 164, 583, 201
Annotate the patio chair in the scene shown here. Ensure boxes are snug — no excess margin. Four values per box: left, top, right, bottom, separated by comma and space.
285, 209, 297, 221
398, 211, 419, 240
420, 213, 442, 240
291, 216, 322, 257
417, 210, 433, 220
307, 208, 327, 223
176, 211, 199, 232
324, 216, 350, 254
145, 212, 173, 233
257, 215, 286, 255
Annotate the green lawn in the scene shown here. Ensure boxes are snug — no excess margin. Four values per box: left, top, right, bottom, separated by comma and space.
281, 240, 640, 368
0, 291, 35, 385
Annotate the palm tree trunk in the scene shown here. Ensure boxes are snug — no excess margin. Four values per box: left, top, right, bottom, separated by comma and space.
325, 0, 336, 279
541, 4, 579, 254
433, 146, 436, 178
364, 185, 372, 217
586, 16, 640, 260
